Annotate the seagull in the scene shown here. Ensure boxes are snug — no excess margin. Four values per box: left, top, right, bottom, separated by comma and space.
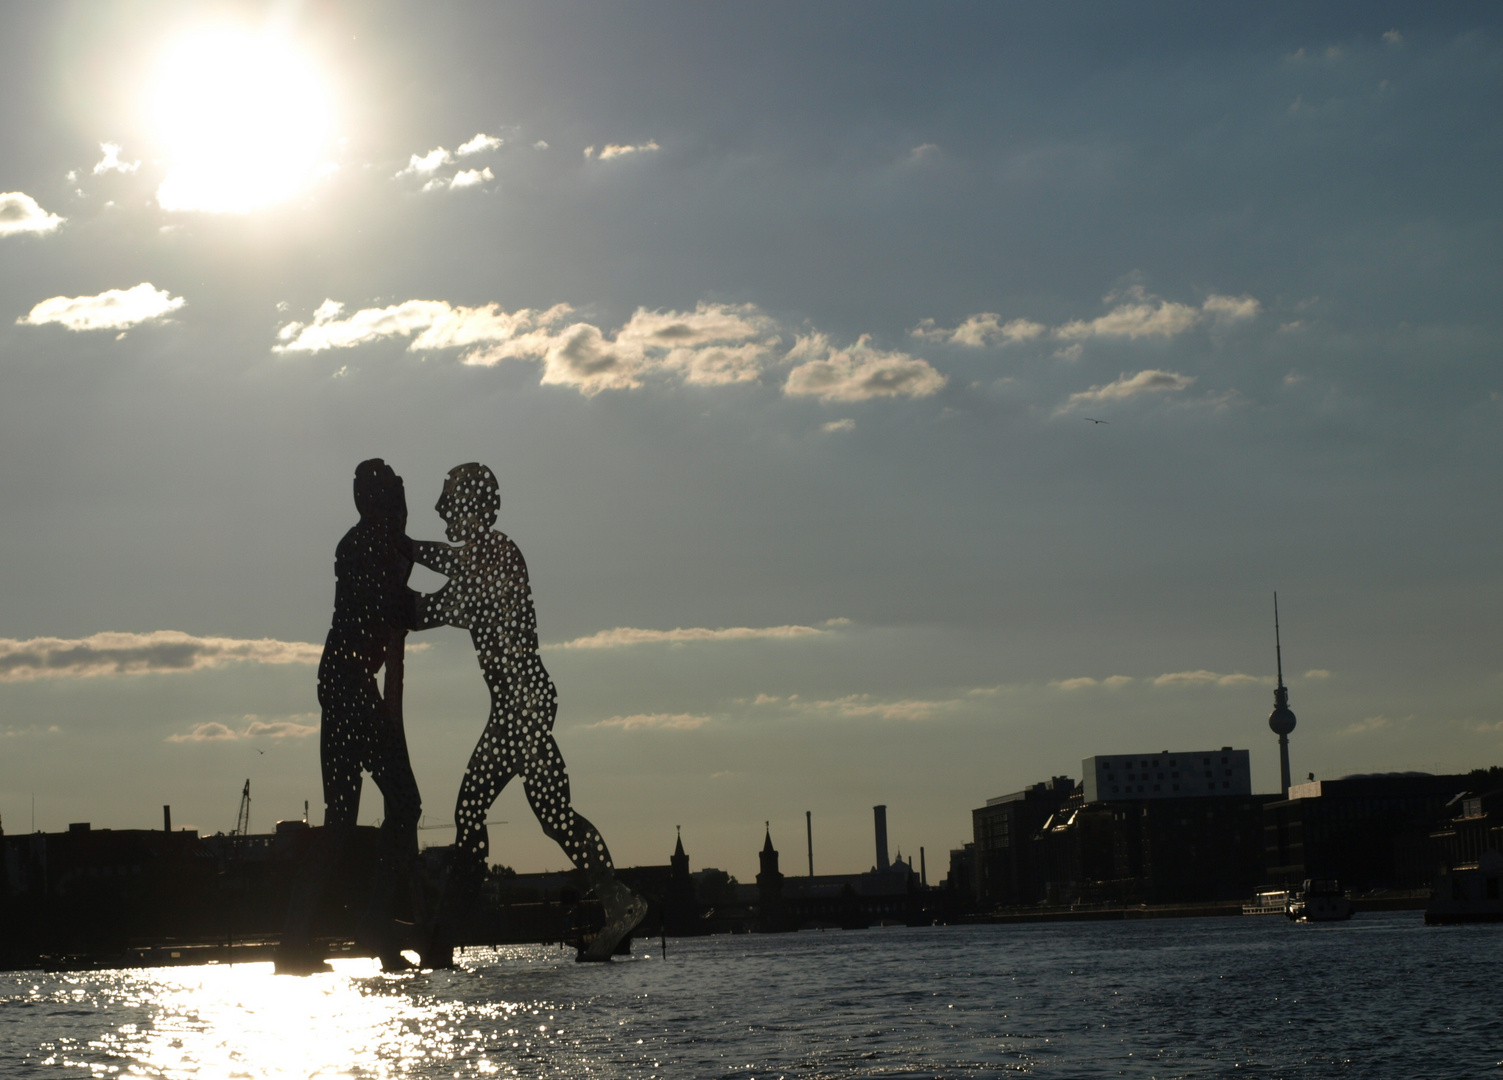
1084, 417, 1108, 425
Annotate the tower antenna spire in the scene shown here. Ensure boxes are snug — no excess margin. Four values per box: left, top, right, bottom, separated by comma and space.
1267, 591, 1297, 797
1274, 592, 1285, 689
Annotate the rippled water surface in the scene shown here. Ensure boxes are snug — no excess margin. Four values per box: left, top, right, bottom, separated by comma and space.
2, 914, 1499, 1078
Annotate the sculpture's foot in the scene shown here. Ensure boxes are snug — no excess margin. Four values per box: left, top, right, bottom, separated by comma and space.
273, 945, 332, 976
418, 917, 455, 970
379, 951, 416, 973
578, 878, 648, 962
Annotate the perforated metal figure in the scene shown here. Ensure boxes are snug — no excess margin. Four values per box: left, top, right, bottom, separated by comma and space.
278, 458, 422, 973
413, 462, 645, 960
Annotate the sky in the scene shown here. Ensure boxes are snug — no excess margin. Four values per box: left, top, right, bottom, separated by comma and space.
1, 1, 1500, 882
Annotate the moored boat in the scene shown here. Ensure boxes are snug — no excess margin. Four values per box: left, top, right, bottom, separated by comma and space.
1242, 888, 1292, 915
1426, 849, 1503, 924
1285, 879, 1352, 922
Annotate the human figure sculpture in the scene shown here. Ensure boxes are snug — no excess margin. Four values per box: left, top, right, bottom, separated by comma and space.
412, 462, 645, 961
278, 458, 423, 973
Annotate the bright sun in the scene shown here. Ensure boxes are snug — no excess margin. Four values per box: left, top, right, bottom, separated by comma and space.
153, 28, 333, 214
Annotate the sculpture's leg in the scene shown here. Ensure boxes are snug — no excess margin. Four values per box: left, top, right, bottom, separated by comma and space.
367, 716, 422, 971
277, 672, 369, 974
278, 762, 360, 971
521, 731, 647, 961
425, 722, 518, 968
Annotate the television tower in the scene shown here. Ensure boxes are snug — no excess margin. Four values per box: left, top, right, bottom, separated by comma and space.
1268, 594, 1297, 797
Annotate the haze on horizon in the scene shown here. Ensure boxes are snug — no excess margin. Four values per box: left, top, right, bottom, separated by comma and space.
1, 1, 1500, 882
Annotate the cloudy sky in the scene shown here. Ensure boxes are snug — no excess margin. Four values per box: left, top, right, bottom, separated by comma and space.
1, 2, 1500, 880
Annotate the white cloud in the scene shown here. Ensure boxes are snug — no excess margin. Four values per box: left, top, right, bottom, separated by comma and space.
470, 302, 781, 394
245, 717, 320, 738
1152, 669, 1269, 688
1383, 29, 1404, 45
1051, 676, 1100, 690
909, 143, 940, 161
0, 192, 65, 237
505, 322, 651, 393
273, 298, 565, 354
781, 694, 958, 722
167, 722, 237, 743
1060, 369, 1197, 411
617, 303, 774, 350
551, 622, 833, 649
589, 713, 710, 731
1055, 288, 1259, 343
167, 713, 319, 743
1304, 669, 1331, 680
274, 296, 948, 403
92, 142, 141, 175
587, 140, 661, 161
822, 418, 856, 433
1340, 714, 1391, 736
1057, 297, 1202, 341
0, 632, 321, 682
910, 313, 1046, 347
17, 283, 185, 332
456, 133, 502, 156
533, 140, 549, 150
784, 333, 947, 402
396, 147, 451, 177
1201, 294, 1261, 323
448, 167, 494, 189
1050, 675, 1135, 690
909, 289, 1260, 363
278, 297, 786, 396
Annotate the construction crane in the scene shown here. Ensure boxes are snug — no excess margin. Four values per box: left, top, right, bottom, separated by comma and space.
233, 779, 251, 837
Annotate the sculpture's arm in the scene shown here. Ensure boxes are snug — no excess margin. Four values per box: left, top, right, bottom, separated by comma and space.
412, 539, 461, 577
414, 582, 471, 631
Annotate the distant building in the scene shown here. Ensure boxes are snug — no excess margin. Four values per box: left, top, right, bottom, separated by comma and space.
756, 824, 931, 930
971, 755, 1266, 910
755, 825, 785, 932
971, 777, 1075, 908
1265, 773, 1473, 891
945, 844, 975, 898
1082, 748, 1251, 802
1041, 795, 1273, 904
1428, 772, 1503, 874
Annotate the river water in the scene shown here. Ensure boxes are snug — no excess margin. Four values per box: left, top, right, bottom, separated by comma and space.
0, 913, 1497, 1078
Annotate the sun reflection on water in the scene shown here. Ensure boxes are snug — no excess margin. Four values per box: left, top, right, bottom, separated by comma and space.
26, 948, 582, 1079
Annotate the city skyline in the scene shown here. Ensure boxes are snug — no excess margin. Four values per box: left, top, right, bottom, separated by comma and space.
2, 2, 1501, 882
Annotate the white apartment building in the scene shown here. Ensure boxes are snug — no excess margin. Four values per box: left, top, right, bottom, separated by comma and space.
1082, 747, 1252, 802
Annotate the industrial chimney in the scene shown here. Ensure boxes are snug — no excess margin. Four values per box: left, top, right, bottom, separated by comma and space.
873, 804, 890, 871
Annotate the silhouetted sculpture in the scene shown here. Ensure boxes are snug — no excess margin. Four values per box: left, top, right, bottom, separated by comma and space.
278, 459, 422, 973
413, 463, 645, 961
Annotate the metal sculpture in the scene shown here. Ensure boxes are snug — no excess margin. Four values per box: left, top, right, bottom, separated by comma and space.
278, 458, 423, 973
412, 462, 646, 961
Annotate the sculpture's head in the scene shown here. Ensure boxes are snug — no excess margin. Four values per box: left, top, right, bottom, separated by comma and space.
352, 458, 407, 527
435, 462, 498, 541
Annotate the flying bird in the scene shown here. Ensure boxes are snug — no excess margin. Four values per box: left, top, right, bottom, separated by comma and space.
1084, 417, 1108, 425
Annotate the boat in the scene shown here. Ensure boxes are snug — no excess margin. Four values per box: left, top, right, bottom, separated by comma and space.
1285, 879, 1352, 922
1426, 849, 1503, 924
1242, 888, 1292, 915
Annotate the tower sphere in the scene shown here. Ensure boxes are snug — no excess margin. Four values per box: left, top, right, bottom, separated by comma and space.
1269, 701, 1296, 735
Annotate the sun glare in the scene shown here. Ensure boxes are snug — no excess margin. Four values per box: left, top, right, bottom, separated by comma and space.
153, 28, 333, 214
